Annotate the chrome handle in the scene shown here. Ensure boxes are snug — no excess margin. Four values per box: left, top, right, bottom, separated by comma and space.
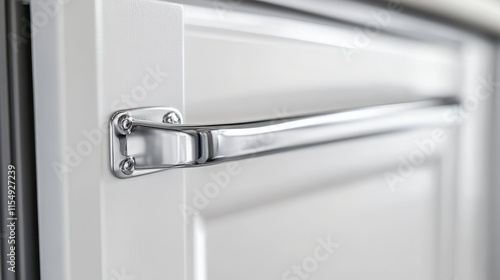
110, 98, 459, 178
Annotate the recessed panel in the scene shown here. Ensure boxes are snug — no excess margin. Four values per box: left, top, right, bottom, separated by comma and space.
203, 166, 439, 280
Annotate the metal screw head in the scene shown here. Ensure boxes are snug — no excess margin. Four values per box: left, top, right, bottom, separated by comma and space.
120, 156, 135, 175
163, 112, 181, 124
118, 114, 133, 134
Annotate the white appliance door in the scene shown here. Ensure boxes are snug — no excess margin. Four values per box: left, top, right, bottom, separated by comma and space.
30, 1, 494, 280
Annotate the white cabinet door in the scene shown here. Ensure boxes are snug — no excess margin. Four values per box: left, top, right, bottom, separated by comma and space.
185, 130, 459, 280
30, 1, 495, 280
32, 1, 185, 279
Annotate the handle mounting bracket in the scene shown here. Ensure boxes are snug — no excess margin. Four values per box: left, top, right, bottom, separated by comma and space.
110, 107, 184, 178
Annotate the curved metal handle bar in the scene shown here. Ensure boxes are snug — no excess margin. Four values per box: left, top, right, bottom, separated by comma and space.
110, 97, 459, 178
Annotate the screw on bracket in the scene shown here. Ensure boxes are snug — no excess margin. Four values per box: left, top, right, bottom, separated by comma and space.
120, 156, 135, 175
163, 112, 181, 124
118, 114, 134, 135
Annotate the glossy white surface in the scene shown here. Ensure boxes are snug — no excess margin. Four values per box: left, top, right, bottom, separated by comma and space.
98, 1, 185, 280
31, 1, 495, 280
180, 2, 494, 280
260, 0, 500, 36
182, 4, 460, 124
186, 129, 457, 280
32, 0, 185, 279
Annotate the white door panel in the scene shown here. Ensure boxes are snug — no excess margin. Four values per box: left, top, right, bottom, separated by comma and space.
32, 0, 185, 279
186, 129, 457, 280
206, 167, 438, 280
29, 1, 494, 280
99, 2, 185, 280
181, 4, 460, 123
